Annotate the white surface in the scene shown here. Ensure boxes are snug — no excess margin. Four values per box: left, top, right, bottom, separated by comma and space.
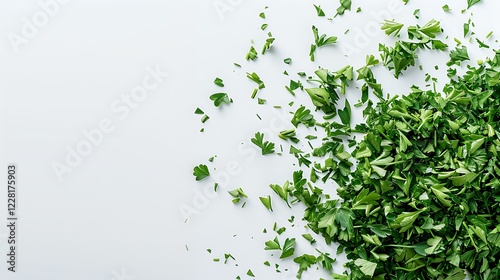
0, 0, 497, 279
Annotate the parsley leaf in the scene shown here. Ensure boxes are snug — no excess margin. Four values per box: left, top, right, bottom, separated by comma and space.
251, 132, 275, 155
193, 164, 210, 181
209, 93, 232, 107
467, 0, 482, 9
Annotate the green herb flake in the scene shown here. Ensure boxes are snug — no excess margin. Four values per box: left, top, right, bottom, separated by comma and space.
247, 72, 265, 89
246, 46, 258, 61
214, 77, 224, 87
193, 164, 210, 181
251, 132, 275, 155
314, 4, 325, 17
467, 0, 482, 9
209, 93, 232, 107
259, 195, 273, 211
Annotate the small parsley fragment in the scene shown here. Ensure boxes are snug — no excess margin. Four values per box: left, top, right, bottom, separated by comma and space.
278, 129, 299, 143
379, 41, 418, 78
223, 253, 235, 264
259, 195, 273, 211
193, 164, 210, 181
209, 93, 232, 107
467, 0, 482, 9
246, 72, 265, 89
442, 4, 450, 12
447, 45, 469, 66
264, 237, 295, 259
214, 77, 224, 87
381, 20, 404, 37
314, 4, 325, 17
291, 106, 316, 127
251, 132, 275, 155
195, 108, 210, 124
269, 182, 291, 207
228, 188, 248, 204
310, 26, 337, 61
407, 19, 442, 40
262, 33, 275, 55
302, 233, 315, 244
335, 0, 352, 16
283, 57, 292, 64
246, 46, 258, 61
413, 9, 420, 19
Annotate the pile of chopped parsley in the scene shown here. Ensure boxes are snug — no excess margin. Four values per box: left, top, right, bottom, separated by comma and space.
192, 1, 500, 279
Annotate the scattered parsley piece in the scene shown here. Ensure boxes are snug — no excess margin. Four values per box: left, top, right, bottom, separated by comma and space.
262, 33, 275, 55
259, 195, 273, 211
467, 0, 482, 9
246, 46, 258, 61
442, 4, 450, 12
310, 26, 337, 61
269, 181, 291, 207
278, 129, 299, 143
247, 72, 265, 89
214, 77, 224, 87
224, 253, 235, 264
314, 4, 325, 17
210, 93, 232, 107
302, 233, 316, 244
408, 19, 442, 40
447, 45, 469, 66
291, 106, 316, 127
283, 57, 292, 64
413, 9, 420, 19
228, 188, 248, 204
251, 88, 258, 99
251, 132, 275, 155
382, 20, 404, 37
193, 164, 210, 181
265, 237, 295, 259
335, 0, 352, 16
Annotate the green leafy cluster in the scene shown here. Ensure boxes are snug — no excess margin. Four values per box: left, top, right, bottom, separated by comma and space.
380, 19, 447, 78
301, 51, 500, 279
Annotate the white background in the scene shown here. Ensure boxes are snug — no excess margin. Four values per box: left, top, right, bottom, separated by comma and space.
0, 0, 497, 279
